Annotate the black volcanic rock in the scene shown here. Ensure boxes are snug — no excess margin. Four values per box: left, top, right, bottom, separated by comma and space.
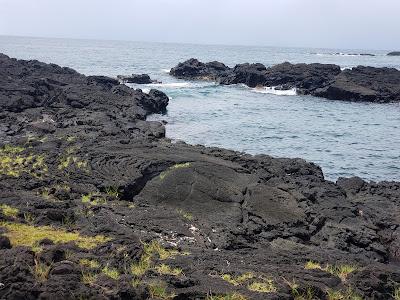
1, 53, 400, 299
171, 58, 400, 102
117, 74, 154, 84
313, 66, 400, 102
387, 51, 400, 56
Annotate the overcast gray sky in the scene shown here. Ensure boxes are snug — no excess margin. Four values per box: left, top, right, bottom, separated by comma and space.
1, 0, 399, 50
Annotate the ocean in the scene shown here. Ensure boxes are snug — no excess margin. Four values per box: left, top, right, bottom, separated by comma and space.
1, 35, 399, 182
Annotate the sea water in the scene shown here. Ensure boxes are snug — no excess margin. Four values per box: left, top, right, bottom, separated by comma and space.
1, 35, 399, 182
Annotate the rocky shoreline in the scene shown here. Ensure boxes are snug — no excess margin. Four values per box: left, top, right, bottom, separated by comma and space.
0, 53, 399, 299
170, 59, 400, 103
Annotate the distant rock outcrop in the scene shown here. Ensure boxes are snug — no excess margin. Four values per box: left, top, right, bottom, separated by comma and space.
171, 58, 400, 102
387, 51, 400, 56
117, 73, 158, 84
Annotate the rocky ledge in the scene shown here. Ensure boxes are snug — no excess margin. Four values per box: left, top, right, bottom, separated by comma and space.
0, 53, 399, 300
170, 58, 400, 103
117, 74, 160, 84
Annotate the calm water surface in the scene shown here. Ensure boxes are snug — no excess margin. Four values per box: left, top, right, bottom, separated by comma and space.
1, 35, 399, 182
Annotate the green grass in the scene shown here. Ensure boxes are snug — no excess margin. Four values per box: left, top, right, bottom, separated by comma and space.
0, 221, 110, 250
247, 279, 277, 293
30, 259, 52, 282
393, 287, 400, 300
155, 264, 183, 276
148, 281, 175, 299
221, 272, 255, 286
105, 186, 120, 198
326, 287, 363, 300
176, 208, 193, 221
79, 258, 100, 269
0, 144, 47, 178
207, 293, 247, 300
0, 204, 19, 218
102, 265, 120, 280
81, 192, 107, 206
305, 261, 357, 281
81, 270, 97, 285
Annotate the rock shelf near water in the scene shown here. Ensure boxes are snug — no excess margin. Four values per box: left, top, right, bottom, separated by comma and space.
171, 58, 400, 102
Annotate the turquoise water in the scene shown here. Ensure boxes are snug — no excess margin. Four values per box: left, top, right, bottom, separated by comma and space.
1, 35, 399, 182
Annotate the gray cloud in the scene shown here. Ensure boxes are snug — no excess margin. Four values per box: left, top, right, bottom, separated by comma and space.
1, 0, 399, 50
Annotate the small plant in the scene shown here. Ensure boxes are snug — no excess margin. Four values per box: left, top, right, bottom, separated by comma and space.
24, 212, 36, 224
247, 279, 277, 293
79, 258, 100, 269
155, 264, 182, 276
148, 281, 175, 300
326, 287, 362, 300
393, 287, 400, 300
221, 272, 255, 286
81, 270, 97, 285
0, 204, 19, 218
176, 208, 193, 221
105, 186, 120, 198
102, 265, 120, 280
305, 260, 322, 270
30, 259, 52, 282
304, 261, 357, 281
283, 278, 314, 300
207, 293, 247, 300
325, 264, 357, 281
131, 253, 151, 277
81, 192, 106, 206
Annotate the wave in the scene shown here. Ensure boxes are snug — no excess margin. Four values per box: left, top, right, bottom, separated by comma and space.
312, 52, 376, 57
253, 86, 297, 96
148, 82, 193, 88
340, 66, 353, 71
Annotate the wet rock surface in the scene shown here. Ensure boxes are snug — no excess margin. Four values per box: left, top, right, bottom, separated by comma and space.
117, 74, 159, 84
171, 58, 400, 102
0, 53, 399, 299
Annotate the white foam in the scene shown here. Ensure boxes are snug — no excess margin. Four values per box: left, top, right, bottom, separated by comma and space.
254, 86, 297, 96
161, 68, 171, 73
340, 66, 353, 71
148, 82, 192, 88
141, 88, 150, 94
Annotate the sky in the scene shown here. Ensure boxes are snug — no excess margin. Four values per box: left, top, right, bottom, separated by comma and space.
1, 0, 400, 50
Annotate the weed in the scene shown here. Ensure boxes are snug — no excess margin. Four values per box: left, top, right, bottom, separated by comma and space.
247, 279, 277, 293
81, 270, 97, 285
304, 261, 357, 281
155, 264, 182, 276
24, 212, 36, 224
102, 265, 120, 280
81, 192, 106, 206
304, 260, 322, 270
206, 293, 247, 300
30, 259, 52, 282
132, 278, 141, 288
148, 281, 175, 299
0, 221, 110, 250
393, 287, 400, 300
105, 186, 120, 198
176, 208, 193, 221
283, 278, 314, 300
221, 272, 255, 286
326, 287, 363, 300
79, 258, 100, 269
0, 204, 19, 218
131, 253, 151, 277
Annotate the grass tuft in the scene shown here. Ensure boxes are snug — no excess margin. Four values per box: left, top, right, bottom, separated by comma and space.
326, 287, 363, 300
176, 208, 193, 221
155, 264, 182, 276
394, 287, 400, 300
81, 270, 98, 285
30, 259, 52, 282
148, 281, 175, 300
0, 221, 110, 250
247, 279, 277, 293
102, 265, 120, 280
221, 272, 255, 286
0, 204, 19, 218
79, 258, 100, 269
304, 261, 357, 281
207, 293, 247, 300
105, 186, 120, 198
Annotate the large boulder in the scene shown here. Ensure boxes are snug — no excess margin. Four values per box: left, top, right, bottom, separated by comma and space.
117, 74, 153, 84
